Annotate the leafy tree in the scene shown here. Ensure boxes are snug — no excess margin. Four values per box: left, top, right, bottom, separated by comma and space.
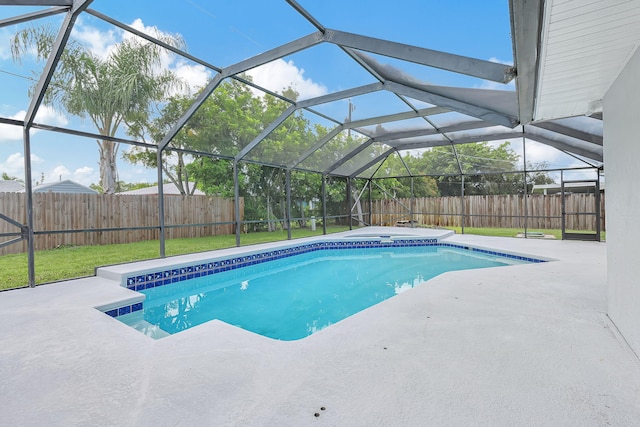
125, 78, 269, 196
12, 24, 185, 194
405, 142, 552, 196
370, 154, 440, 199
124, 94, 201, 195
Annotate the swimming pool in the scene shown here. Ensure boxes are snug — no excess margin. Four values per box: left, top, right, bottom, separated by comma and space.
105, 238, 544, 340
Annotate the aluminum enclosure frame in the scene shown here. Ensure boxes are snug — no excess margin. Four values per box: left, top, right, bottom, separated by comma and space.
0, 0, 605, 287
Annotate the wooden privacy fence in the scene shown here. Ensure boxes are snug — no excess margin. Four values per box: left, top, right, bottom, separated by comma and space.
0, 193, 242, 255
371, 193, 605, 231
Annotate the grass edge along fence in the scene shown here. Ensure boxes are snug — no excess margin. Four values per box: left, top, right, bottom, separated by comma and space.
0, 192, 241, 256
0, 226, 351, 290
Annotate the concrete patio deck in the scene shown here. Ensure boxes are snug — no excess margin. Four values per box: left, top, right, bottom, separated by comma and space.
1, 230, 639, 426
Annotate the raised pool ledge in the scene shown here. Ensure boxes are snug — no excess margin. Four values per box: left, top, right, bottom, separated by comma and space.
95, 227, 452, 288
95, 228, 548, 296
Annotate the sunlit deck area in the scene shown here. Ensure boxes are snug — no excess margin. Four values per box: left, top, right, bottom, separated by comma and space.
1, 232, 638, 425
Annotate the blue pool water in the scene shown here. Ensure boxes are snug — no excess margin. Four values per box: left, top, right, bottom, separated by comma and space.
117, 245, 530, 340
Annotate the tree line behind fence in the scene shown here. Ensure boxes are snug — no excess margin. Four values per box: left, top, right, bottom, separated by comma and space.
370, 193, 605, 231
0, 193, 242, 255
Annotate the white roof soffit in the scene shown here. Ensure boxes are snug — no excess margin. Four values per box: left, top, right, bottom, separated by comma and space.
514, 0, 640, 123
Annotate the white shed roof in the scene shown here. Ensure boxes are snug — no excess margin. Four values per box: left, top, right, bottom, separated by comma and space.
119, 183, 205, 196
30, 180, 97, 194
0, 180, 24, 192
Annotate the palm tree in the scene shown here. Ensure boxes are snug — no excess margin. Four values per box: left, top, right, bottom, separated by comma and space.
1, 172, 22, 182
11, 23, 185, 193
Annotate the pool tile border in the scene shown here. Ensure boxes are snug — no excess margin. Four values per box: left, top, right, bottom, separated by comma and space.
103, 238, 545, 318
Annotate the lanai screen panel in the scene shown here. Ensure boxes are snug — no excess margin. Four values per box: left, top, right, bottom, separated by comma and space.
427, 111, 485, 129
525, 125, 603, 162
353, 50, 506, 91
331, 141, 394, 177
523, 139, 601, 171
310, 90, 414, 126
398, 144, 462, 176
243, 110, 336, 168
298, 130, 365, 173
247, 43, 378, 102
354, 157, 389, 179
89, 0, 314, 68
0, 11, 66, 123
356, 117, 436, 139
8, 12, 208, 142
165, 79, 292, 158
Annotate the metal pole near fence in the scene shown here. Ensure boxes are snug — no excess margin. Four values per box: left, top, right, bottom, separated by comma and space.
23, 128, 36, 287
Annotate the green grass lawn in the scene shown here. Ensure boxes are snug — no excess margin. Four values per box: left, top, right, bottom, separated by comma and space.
0, 226, 350, 290
0, 224, 604, 290
443, 226, 605, 241
443, 226, 562, 239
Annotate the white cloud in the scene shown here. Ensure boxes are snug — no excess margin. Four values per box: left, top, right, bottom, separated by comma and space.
1, 152, 43, 177
246, 59, 328, 100
35, 105, 69, 126
0, 152, 98, 186
48, 165, 70, 182
71, 20, 117, 60
0, 28, 13, 61
477, 57, 515, 91
0, 106, 69, 143
511, 139, 570, 168
171, 61, 211, 94
72, 18, 209, 96
488, 57, 513, 66
72, 166, 97, 186
0, 121, 23, 142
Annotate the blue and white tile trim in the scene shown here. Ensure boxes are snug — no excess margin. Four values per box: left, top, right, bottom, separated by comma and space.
122, 238, 440, 292
121, 238, 545, 292
102, 238, 546, 318
103, 302, 143, 318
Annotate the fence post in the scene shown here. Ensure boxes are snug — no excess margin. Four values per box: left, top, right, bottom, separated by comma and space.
234, 160, 241, 246
23, 128, 36, 287
157, 149, 166, 258
322, 174, 327, 235
523, 135, 528, 237
410, 176, 415, 227
347, 176, 352, 230
460, 174, 465, 234
285, 169, 292, 240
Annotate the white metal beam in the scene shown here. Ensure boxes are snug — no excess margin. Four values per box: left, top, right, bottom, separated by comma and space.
509, 0, 544, 125
327, 29, 515, 84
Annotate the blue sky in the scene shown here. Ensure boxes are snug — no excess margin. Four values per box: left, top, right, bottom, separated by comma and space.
0, 0, 588, 187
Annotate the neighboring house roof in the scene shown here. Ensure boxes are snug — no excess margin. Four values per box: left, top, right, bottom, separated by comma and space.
119, 182, 205, 196
29, 180, 98, 194
531, 182, 604, 195
0, 180, 25, 192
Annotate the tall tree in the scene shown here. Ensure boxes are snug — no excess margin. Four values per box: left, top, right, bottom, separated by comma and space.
124, 94, 201, 195
125, 79, 267, 195
11, 24, 185, 193
410, 142, 528, 196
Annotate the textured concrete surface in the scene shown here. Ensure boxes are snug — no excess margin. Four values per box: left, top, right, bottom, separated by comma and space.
1, 230, 639, 426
